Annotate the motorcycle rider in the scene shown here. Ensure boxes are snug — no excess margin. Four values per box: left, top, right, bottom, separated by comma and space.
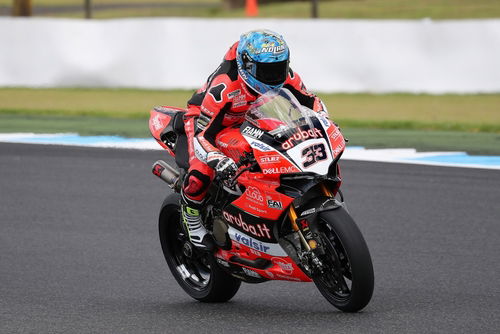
180, 29, 329, 250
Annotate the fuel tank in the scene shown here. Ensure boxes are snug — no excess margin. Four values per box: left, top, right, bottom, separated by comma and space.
215, 126, 252, 163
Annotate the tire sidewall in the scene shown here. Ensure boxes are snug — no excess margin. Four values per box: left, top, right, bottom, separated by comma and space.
158, 193, 241, 302
315, 207, 374, 312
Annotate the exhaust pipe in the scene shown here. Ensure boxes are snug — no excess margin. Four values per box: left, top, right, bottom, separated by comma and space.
152, 160, 180, 189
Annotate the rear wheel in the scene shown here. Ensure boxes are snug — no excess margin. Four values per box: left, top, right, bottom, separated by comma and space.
313, 207, 374, 312
159, 193, 241, 302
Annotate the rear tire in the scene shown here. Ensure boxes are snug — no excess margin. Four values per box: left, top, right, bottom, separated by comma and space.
159, 193, 241, 302
314, 207, 374, 312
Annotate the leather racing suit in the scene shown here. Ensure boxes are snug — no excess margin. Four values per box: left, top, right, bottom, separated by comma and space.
182, 42, 328, 204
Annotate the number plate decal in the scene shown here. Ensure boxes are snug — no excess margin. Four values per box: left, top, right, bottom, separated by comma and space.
286, 139, 332, 175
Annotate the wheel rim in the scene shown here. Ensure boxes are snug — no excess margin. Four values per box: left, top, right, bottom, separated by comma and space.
165, 208, 212, 290
316, 221, 353, 302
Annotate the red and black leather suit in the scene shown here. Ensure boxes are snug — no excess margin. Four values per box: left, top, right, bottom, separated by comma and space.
182, 42, 327, 203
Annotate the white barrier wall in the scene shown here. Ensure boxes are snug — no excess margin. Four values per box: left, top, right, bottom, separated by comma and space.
1, 17, 500, 93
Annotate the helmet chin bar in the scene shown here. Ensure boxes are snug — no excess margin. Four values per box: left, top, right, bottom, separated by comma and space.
240, 72, 283, 96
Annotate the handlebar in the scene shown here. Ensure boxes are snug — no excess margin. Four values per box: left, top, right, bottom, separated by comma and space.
216, 151, 256, 187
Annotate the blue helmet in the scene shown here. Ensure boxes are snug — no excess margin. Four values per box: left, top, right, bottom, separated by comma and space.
236, 29, 290, 95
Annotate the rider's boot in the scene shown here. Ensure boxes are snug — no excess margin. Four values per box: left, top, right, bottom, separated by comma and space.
180, 191, 215, 251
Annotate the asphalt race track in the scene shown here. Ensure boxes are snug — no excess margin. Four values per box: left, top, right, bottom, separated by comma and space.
1, 143, 499, 333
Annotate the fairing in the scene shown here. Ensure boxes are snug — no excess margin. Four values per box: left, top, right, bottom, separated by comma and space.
149, 106, 186, 156
242, 88, 345, 176
210, 88, 346, 282
152, 88, 347, 283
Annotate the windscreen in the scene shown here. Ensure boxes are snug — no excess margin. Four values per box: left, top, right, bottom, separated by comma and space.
245, 88, 317, 137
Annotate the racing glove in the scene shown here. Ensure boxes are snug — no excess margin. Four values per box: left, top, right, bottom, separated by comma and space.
215, 157, 238, 180
207, 152, 238, 180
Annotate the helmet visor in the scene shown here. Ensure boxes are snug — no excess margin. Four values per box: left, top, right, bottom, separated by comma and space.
254, 60, 289, 86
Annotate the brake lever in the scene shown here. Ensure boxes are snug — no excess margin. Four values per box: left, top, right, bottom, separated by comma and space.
223, 151, 257, 188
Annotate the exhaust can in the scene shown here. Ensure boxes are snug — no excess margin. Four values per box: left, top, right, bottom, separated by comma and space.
152, 160, 180, 189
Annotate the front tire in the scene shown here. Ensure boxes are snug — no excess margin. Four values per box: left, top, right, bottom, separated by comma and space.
313, 207, 374, 312
159, 193, 241, 302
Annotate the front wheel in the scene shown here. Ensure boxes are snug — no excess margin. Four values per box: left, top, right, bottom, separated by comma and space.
158, 193, 241, 302
313, 207, 374, 312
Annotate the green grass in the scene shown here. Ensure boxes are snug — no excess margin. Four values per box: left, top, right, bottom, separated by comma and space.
254, 0, 500, 19
2, 0, 500, 19
1, 113, 498, 154
0, 88, 188, 118
1, 88, 499, 132
0, 113, 148, 137
1, 88, 499, 154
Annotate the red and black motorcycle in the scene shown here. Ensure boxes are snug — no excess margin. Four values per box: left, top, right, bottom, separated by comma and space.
149, 88, 374, 312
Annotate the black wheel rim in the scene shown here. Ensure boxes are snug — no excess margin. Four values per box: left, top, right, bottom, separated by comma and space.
165, 208, 212, 290
316, 220, 353, 302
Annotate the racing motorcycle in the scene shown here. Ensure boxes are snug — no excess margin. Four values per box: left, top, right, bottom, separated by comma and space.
149, 88, 374, 312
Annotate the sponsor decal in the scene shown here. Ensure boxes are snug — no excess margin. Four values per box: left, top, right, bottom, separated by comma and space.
242, 267, 261, 278
239, 81, 252, 96
223, 211, 272, 239
234, 232, 270, 253
150, 114, 164, 131
248, 204, 267, 214
249, 140, 272, 152
299, 219, 309, 230
259, 155, 280, 164
242, 126, 264, 139
318, 115, 330, 128
217, 139, 229, 148
232, 94, 247, 108
263, 166, 298, 174
152, 163, 165, 177
206, 151, 225, 165
267, 199, 283, 209
193, 139, 207, 163
223, 110, 243, 122
256, 43, 286, 55
197, 136, 211, 148
301, 143, 328, 168
329, 127, 342, 141
300, 208, 316, 216
282, 128, 324, 150
228, 89, 241, 98
228, 228, 287, 256
200, 105, 214, 116
332, 142, 344, 157
272, 257, 294, 275
236, 59, 248, 80
246, 186, 263, 203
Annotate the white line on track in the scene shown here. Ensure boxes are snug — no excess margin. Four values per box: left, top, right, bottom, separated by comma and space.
1, 133, 499, 170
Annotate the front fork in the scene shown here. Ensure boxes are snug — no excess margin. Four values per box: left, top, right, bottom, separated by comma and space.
288, 184, 335, 264
288, 205, 311, 251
